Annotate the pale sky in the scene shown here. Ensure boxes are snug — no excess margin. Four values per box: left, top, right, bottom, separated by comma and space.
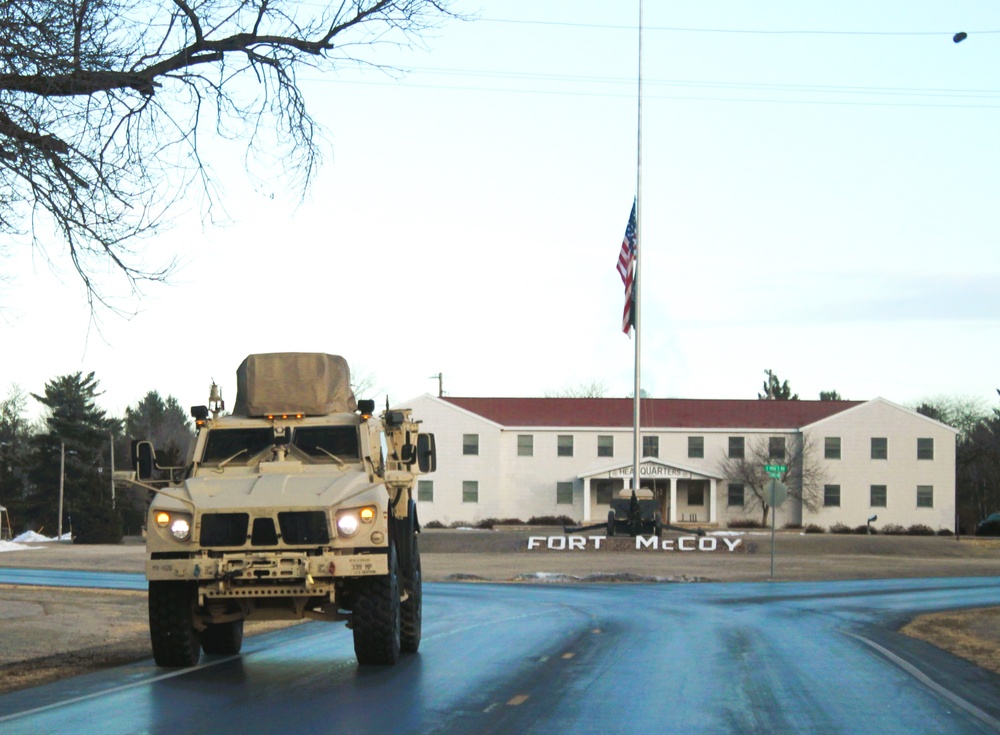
3, 0, 1000, 421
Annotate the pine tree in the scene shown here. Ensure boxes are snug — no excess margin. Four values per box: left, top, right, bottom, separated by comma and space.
27, 372, 123, 542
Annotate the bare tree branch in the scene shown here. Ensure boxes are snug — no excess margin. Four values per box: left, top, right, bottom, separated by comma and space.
0, 0, 457, 308
717, 434, 827, 526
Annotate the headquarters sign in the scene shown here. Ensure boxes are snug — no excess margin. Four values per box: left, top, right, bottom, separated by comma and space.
604, 462, 692, 480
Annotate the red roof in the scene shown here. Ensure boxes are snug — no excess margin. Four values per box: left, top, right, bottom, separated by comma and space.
442, 397, 863, 430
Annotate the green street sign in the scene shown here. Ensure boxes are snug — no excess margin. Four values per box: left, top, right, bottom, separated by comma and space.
764, 464, 787, 477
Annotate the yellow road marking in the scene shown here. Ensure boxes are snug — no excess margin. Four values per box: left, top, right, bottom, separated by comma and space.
561, 652, 575, 659
507, 695, 530, 706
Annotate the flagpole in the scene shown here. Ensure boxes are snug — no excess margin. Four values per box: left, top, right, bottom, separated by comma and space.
632, 0, 643, 493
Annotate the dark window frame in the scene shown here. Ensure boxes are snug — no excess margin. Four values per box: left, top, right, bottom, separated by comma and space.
688, 436, 705, 459
824, 437, 841, 460
871, 437, 888, 460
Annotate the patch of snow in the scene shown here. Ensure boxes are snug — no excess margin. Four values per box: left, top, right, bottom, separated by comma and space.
0, 540, 39, 553
12, 531, 71, 543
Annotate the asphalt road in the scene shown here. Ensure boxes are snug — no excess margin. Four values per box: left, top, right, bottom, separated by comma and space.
2, 574, 1000, 734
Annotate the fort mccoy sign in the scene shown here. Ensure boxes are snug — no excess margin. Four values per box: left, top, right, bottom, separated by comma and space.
527, 535, 743, 552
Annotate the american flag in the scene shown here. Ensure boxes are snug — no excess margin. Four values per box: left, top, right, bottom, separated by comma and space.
617, 199, 637, 335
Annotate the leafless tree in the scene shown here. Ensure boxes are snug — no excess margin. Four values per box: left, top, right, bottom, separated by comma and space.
717, 434, 827, 526
544, 381, 609, 399
0, 0, 454, 308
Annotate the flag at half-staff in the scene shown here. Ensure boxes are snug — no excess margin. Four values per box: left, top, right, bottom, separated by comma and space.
617, 198, 637, 336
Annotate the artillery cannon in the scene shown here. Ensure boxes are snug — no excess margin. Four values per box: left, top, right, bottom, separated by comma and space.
564, 487, 705, 537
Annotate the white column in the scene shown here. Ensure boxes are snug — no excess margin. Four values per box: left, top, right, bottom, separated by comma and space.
709, 478, 717, 523
583, 478, 592, 522
669, 477, 677, 523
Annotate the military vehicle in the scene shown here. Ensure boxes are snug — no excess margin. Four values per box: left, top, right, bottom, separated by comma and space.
565, 487, 705, 538
606, 487, 662, 537
129, 353, 435, 668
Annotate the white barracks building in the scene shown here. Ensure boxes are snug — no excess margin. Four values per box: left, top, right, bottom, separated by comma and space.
402, 395, 957, 531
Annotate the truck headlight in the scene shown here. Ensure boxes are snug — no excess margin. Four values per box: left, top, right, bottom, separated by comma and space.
170, 518, 191, 541
337, 514, 360, 537
336, 506, 377, 538
153, 511, 192, 541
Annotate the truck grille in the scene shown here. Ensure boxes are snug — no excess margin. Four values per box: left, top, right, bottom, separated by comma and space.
201, 513, 249, 547
199, 511, 329, 547
278, 511, 330, 545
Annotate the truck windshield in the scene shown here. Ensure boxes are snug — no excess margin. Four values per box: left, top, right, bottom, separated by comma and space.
202, 428, 274, 465
292, 426, 360, 461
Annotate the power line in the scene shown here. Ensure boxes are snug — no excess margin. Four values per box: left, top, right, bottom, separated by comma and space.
479, 17, 1000, 37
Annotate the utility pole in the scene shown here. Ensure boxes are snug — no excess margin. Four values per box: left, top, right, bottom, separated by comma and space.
429, 373, 444, 397
109, 432, 115, 510
58, 441, 65, 540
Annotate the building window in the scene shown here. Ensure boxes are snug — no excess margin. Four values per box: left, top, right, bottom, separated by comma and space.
643, 436, 659, 458
870, 485, 887, 508
917, 485, 934, 508
462, 481, 479, 503
825, 437, 841, 460
688, 483, 705, 506
597, 435, 614, 457
463, 434, 479, 456
728, 483, 745, 506
824, 484, 841, 507
769, 437, 786, 461
517, 435, 533, 457
871, 437, 888, 460
556, 482, 574, 505
557, 435, 574, 457
688, 436, 704, 459
917, 438, 934, 460
417, 480, 434, 503
728, 437, 744, 459
595, 480, 614, 505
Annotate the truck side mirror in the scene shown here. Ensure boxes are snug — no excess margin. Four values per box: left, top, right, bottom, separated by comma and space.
132, 440, 156, 481
416, 433, 436, 474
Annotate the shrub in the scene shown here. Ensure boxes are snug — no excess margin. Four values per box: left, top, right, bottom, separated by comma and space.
783, 523, 803, 530
448, 520, 475, 529
937, 528, 954, 537
72, 499, 123, 544
728, 518, 764, 529
423, 520, 445, 529
829, 522, 853, 534
906, 524, 936, 536
880, 523, 906, 535
526, 515, 576, 526
853, 525, 875, 535
473, 517, 525, 530
803, 524, 825, 534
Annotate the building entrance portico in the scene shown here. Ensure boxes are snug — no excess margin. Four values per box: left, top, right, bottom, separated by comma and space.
579, 458, 723, 525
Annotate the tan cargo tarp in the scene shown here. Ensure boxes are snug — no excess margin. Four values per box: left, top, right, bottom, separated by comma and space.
232, 353, 357, 417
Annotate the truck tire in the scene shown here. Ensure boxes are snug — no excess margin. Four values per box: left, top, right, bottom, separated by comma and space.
201, 620, 244, 656
607, 510, 616, 537
401, 534, 422, 653
149, 581, 201, 668
352, 545, 401, 665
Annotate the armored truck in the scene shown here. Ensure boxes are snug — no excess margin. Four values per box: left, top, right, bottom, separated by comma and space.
131, 353, 435, 668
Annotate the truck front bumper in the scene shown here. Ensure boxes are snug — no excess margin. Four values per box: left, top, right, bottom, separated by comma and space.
146, 550, 388, 599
